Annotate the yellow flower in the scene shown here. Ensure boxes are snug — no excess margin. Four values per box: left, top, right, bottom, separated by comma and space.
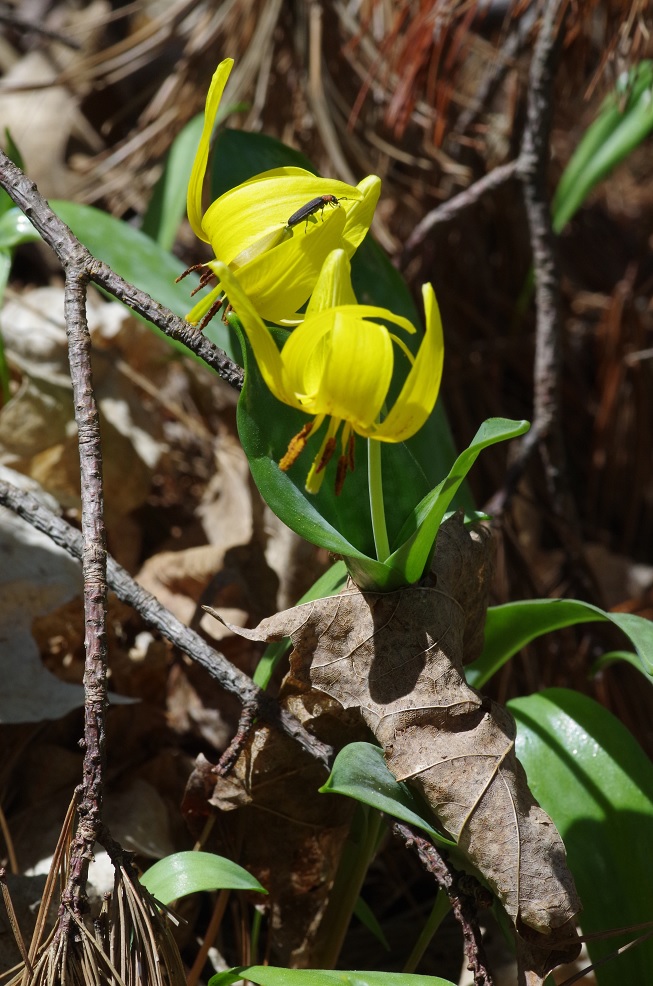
185, 58, 381, 325
214, 250, 444, 493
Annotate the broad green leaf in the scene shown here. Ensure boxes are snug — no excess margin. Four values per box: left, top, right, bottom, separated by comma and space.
320, 741, 454, 848
235, 311, 482, 590
511, 689, 653, 985
52, 201, 196, 317
211, 128, 318, 200
140, 850, 266, 905
467, 598, 653, 689
253, 561, 347, 688
387, 418, 529, 583
142, 113, 205, 250
210, 967, 457, 986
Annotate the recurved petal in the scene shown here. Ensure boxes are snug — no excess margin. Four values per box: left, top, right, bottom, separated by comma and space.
187, 58, 234, 241
372, 282, 444, 442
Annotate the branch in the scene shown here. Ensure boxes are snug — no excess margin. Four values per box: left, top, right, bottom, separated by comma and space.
0, 151, 244, 391
393, 822, 493, 986
54, 269, 108, 935
0, 478, 334, 770
515, 0, 565, 467
402, 160, 519, 256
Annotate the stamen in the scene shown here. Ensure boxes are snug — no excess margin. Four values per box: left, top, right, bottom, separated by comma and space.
335, 432, 356, 495
176, 262, 207, 283
315, 436, 336, 474
279, 421, 315, 471
197, 293, 226, 331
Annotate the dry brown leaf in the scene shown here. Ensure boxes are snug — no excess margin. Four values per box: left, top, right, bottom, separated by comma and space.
209, 516, 581, 958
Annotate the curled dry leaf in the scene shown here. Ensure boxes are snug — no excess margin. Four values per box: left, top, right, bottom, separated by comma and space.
208, 516, 581, 956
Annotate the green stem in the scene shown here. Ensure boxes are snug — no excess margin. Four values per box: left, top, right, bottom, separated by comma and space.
368, 438, 390, 562
312, 804, 384, 969
402, 890, 451, 974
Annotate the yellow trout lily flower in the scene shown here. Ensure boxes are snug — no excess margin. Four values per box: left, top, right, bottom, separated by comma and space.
185, 58, 381, 325
214, 250, 444, 493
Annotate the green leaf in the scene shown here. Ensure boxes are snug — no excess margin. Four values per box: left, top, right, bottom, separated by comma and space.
235, 312, 487, 591
253, 561, 348, 688
139, 850, 267, 905
552, 62, 653, 233
211, 128, 318, 200
467, 598, 653, 689
0, 208, 40, 249
320, 742, 454, 848
511, 689, 653, 985
387, 418, 530, 584
209, 968, 457, 986
353, 897, 391, 950
590, 649, 650, 676
142, 113, 205, 250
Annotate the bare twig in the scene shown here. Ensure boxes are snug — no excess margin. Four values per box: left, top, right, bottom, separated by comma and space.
213, 702, 260, 778
54, 267, 108, 937
0, 151, 244, 391
402, 159, 519, 256
514, 0, 565, 471
0, 478, 334, 770
392, 822, 493, 986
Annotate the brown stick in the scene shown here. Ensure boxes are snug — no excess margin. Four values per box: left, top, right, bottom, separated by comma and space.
393, 822, 493, 986
53, 265, 108, 937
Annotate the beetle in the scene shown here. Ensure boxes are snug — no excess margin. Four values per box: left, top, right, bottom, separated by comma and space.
286, 194, 348, 231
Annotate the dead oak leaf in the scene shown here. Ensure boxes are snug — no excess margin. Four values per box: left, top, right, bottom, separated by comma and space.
208, 518, 580, 948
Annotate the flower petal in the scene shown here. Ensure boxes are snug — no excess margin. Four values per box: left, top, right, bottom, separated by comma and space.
305, 249, 357, 314
212, 261, 290, 403
187, 58, 233, 241
283, 311, 393, 429
233, 206, 347, 323
341, 175, 382, 255
202, 174, 362, 265
372, 282, 444, 441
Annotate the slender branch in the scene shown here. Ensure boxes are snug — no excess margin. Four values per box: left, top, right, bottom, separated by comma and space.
0, 478, 334, 770
52, 266, 108, 941
515, 0, 565, 467
392, 822, 493, 986
0, 151, 244, 391
402, 160, 519, 256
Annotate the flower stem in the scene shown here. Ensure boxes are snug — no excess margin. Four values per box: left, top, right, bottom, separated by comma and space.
368, 438, 390, 562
